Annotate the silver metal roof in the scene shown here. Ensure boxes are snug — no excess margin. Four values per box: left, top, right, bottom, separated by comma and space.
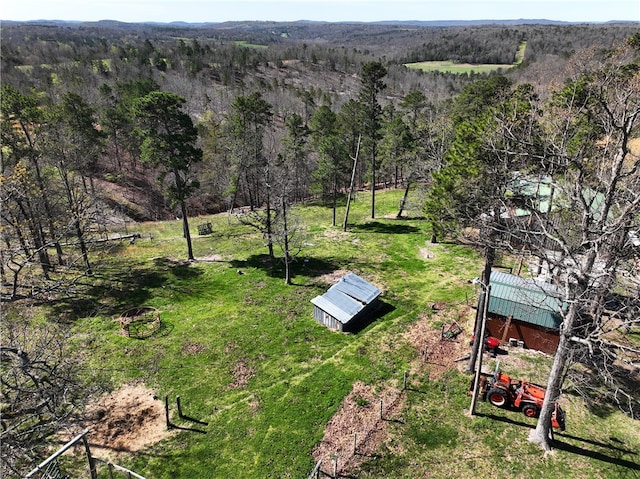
311, 272, 381, 324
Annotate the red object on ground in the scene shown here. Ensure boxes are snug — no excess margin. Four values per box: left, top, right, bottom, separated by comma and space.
470, 335, 501, 351
485, 371, 566, 430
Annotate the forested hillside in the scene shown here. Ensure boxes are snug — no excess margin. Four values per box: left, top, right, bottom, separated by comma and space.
2, 21, 636, 217
1, 20, 637, 297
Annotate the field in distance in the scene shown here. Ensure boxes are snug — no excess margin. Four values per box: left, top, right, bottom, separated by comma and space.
404, 60, 515, 74
406, 40, 526, 74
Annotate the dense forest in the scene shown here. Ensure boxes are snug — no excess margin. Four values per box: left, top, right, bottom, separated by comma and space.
2, 21, 637, 214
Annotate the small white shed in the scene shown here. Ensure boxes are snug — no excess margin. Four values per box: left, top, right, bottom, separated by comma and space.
311, 272, 381, 332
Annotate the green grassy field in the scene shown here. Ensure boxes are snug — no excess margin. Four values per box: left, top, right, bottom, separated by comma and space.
404, 60, 513, 75
235, 40, 269, 49
34, 189, 639, 478
405, 41, 527, 75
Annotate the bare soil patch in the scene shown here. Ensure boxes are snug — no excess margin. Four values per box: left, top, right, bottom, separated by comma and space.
226, 360, 256, 389
317, 269, 350, 285
181, 341, 207, 355
406, 304, 475, 379
312, 381, 405, 476
78, 383, 171, 455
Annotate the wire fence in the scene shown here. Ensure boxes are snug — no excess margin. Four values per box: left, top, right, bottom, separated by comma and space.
24, 429, 147, 479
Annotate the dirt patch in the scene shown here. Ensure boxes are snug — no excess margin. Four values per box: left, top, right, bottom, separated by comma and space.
181, 341, 207, 355
419, 246, 437, 260
406, 304, 475, 379
226, 360, 256, 389
79, 383, 171, 455
312, 381, 405, 476
317, 269, 350, 285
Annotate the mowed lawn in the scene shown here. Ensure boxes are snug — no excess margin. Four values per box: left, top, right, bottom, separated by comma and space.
49, 189, 639, 478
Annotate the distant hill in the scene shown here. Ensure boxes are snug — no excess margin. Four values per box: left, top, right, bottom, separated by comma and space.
1, 18, 636, 28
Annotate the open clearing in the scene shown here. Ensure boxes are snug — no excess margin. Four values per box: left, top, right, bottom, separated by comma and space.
32, 189, 639, 479
405, 60, 514, 74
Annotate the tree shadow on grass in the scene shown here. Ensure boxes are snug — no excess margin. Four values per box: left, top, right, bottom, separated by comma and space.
552, 434, 640, 470
46, 258, 204, 322
349, 221, 421, 235
554, 432, 638, 456
229, 254, 341, 283
478, 412, 640, 471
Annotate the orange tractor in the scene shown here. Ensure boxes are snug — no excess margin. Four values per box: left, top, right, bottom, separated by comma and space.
484, 370, 566, 430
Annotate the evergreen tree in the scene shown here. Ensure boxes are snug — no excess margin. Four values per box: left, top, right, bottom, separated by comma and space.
132, 91, 202, 260
358, 61, 387, 219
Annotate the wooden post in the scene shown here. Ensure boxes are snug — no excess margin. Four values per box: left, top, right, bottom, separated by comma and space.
82, 434, 97, 479
379, 398, 383, 420
165, 395, 171, 429
176, 395, 183, 418
501, 315, 513, 345
403, 371, 408, 390
342, 135, 361, 232
353, 432, 357, 455
332, 454, 338, 478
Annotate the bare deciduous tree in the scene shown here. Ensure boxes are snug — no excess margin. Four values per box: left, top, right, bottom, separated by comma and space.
487, 39, 640, 450
0, 309, 93, 477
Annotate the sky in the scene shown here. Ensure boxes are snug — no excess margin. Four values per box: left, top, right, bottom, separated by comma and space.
2, 0, 639, 24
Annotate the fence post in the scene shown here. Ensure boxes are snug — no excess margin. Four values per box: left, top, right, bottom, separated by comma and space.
379, 398, 383, 420
308, 460, 322, 479
82, 434, 97, 479
176, 395, 183, 418
353, 432, 357, 455
403, 371, 408, 390
165, 395, 171, 429
332, 454, 338, 478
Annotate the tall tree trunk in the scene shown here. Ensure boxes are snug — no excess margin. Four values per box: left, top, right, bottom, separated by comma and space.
74, 216, 92, 275
397, 175, 413, 218
370, 147, 376, 219
331, 176, 337, 227
31, 156, 64, 266
468, 245, 495, 372
174, 169, 194, 261
528, 296, 579, 450
282, 194, 291, 285
180, 198, 194, 261
265, 166, 274, 259
343, 136, 361, 232
16, 195, 51, 279
60, 167, 92, 275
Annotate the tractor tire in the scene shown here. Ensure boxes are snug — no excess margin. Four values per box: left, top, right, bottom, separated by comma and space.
522, 404, 540, 418
487, 388, 509, 408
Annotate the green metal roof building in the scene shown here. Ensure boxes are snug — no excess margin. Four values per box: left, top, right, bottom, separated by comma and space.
485, 271, 566, 354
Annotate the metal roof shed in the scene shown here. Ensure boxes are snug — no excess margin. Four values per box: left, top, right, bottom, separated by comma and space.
485, 271, 565, 353
488, 271, 564, 329
311, 272, 381, 332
